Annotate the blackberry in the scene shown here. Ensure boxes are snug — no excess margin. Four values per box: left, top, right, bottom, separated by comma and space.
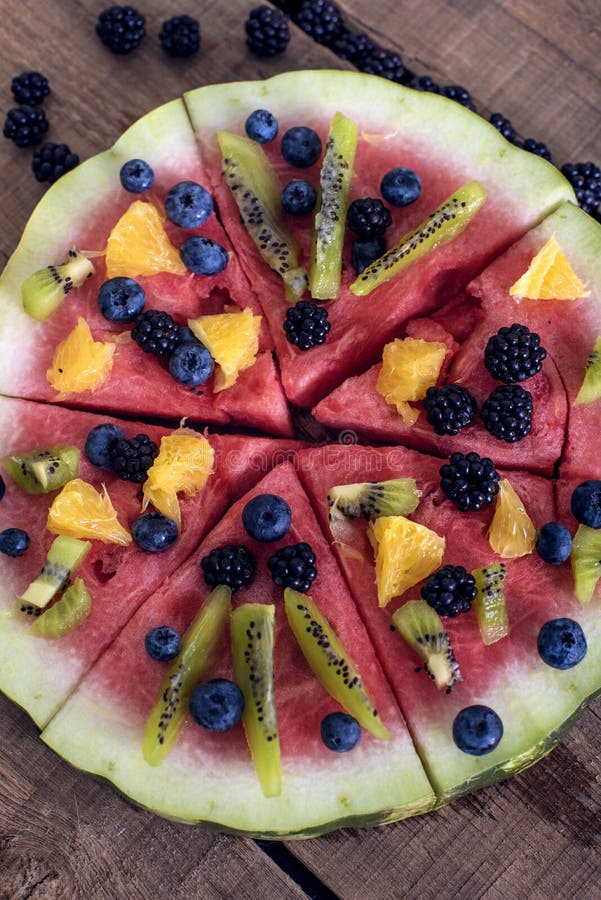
359, 47, 404, 83
332, 31, 375, 65
245, 6, 290, 58
32, 142, 79, 184
442, 85, 475, 111
440, 451, 500, 512
109, 433, 158, 483
561, 162, 601, 218
159, 15, 200, 57
351, 236, 385, 274
484, 323, 547, 383
11, 71, 49, 106
489, 113, 518, 144
284, 301, 330, 351
480, 384, 533, 443
3, 105, 48, 148
422, 384, 477, 436
295, 0, 345, 47
96, 5, 145, 54
268, 541, 317, 593
520, 138, 552, 163
200, 544, 256, 592
131, 309, 181, 358
347, 198, 392, 240
421, 565, 477, 617
407, 74, 441, 94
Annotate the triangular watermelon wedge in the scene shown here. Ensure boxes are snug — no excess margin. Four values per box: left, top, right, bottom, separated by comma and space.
41, 461, 435, 836
0, 396, 302, 727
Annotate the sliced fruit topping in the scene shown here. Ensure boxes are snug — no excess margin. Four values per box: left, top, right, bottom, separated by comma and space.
376, 337, 447, 425
242, 493, 291, 543
309, 111, 358, 300
47, 478, 131, 545
472, 562, 509, 645
327, 477, 420, 532
47, 317, 115, 395
537, 618, 587, 670
420, 565, 477, 618
284, 588, 391, 740
188, 309, 261, 392
218, 130, 307, 300
200, 544, 256, 592
231, 603, 280, 797
350, 181, 487, 297
0, 528, 30, 557
452, 705, 503, 756
18, 535, 91, 610
3, 445, 80, 494
105, 200, 186, 279
575, 336, 601, 405
440, 451, 500, 512
571, 480, 601, 528
571, 524, 601, 605
536, 522, 572, 565
484, 323, 546, 384
320, 712, 361, 752
268, 542, 317, 593
392, 599, 462, 691
368, 515, 445, 607
30, 578, 92, 639
509, 235, 589, 300
142, 584, 232, 766
132, 513, 178, 552
488, 478, 536, 558
189, 678, 244, 732
142, 432, 214, 531
144, 625, 182, 661
21, 248, 95, 321
423, 384, 477, 436
283, 300, 330, 351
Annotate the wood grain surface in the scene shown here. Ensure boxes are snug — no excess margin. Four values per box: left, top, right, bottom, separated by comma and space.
1, 2, 600, 898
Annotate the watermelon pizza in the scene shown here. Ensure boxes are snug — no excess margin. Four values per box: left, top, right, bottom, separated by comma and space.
1, 70, 601, 838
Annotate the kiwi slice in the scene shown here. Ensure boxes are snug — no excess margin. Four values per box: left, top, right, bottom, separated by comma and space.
472, 562, 509, 645
142, 585, 231, 766
18, 535, 91, 610
3, 445, 80, 494
21, 248, 95, 321
231, 603, 281, 798
575, 336, 601, 404
328, 478, 420, 528
392, 599, 462, 691
284, 588, 391, 740
571, 524, 601, 604
218, 130, 308, 301
309, 111, 358, 300
350, 181, 488, 297
30, 577, 92, 639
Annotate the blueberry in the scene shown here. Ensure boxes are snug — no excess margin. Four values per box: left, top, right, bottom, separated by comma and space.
0, 527, 30, 557
189, 678, 244, 732
179, 325, 200, 344
245, 108, 279, 143
181, 237, 229, 275
144, 625, 181, 661
380, 167, 422, 207
0, 474, 5, 502
320, 712, 361, 752
537, 618, 587, 669
281, 179, 317, 215
119, 158, 154, 193
85, 423, 127, 469
351, 237, 386, 274
98, 277, 145, 323
169, 341, 214, 387
165, 181, 214, 229
571, 480, 601, 528
242, 493, 292, 542
281, 126, 322, 168
132, 513, 178, 552
536, 522, 572, 565
452, 705, 504, 756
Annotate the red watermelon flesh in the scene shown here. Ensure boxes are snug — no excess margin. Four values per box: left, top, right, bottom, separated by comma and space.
296, 444, 601, 799
41, 461, 435, 836
0, 396, 302, 727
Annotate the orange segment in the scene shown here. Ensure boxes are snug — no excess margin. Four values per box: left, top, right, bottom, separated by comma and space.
142, 431, 215, 531
47, 317, 114, 395
368, 515, 445, 608
105, 200, 186, 279
509, 235, 589, 300
376, 337, 446, 425
47, 478, 132, 545
188, 308, 261, 392
488, 478, 536, 558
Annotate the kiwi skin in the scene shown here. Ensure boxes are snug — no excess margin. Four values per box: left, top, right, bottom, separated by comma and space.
392, 599, 462, 691
328, 478, 420, 526
3, 445, 80, 494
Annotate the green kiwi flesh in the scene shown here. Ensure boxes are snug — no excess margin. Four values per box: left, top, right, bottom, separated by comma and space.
571, 525, 601, 604
575, 336, 601, 404
350, 181, 488, 297
472, 562, 509, 645
309, 111, 358, 300
21, 248, 95, 321
18, 535, 92, 610
30, 577, 92, 639
392, 599, 462, 691
142, 585, 231, 766
328, 478, 420, 527
284, 588, 391, 740
231, 603, 281, 798
3, 445, 80, 494
218, 130, 308, 301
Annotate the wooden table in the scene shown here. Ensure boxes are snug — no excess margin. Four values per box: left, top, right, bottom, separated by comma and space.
1, 2, 600, 897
